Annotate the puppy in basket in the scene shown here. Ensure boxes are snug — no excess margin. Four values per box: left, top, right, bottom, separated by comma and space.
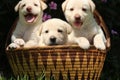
38, 18, 72, 46
62, 0, 106, 50
8, 0, 47, 49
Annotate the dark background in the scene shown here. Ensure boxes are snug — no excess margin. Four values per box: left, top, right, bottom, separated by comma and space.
0, 0, 120, 80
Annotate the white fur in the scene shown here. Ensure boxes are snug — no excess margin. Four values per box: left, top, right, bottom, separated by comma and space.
62, 0, 106, 50
38, 18, 72, 46
8, 0, 47, 49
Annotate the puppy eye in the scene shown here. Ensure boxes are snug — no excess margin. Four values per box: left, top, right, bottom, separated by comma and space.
82, 8, 87, 12
58, 29, 63, 33
34, 3, 38, 6
45, 30, 49, 33
22, 4, 26, 8
70, 8, 74, 11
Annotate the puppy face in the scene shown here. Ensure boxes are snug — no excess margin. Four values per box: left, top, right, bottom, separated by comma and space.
15, 0, 47, 24
39, 19, 72, 45
62, 0, 95, 29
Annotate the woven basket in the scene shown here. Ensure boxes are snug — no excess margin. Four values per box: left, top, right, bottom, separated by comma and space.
6, 10, 110, 80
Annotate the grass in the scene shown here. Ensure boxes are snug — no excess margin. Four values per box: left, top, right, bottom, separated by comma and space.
0, 75, 46, 80
0, 71, 46, 80
0, 75, 29, 80
0, 72, 57, 80
0, 71, 69, 80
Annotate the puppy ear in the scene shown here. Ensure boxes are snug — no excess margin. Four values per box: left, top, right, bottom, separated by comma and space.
63, 22, 72, 34
40, 0, 47, 10
88, 0, 95, 12
37, 24, 43, 36
14, 1, 21, 12
62, 0, 68, 12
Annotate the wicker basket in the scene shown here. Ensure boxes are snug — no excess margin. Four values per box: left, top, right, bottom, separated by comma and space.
6, 10, 110, 80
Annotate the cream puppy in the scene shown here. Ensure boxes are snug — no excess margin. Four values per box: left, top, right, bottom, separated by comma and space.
38, 18, 72, 46
8, 0, 47, 49
62, 0, 106, 50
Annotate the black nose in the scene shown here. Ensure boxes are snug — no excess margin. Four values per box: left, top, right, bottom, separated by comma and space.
50, 36, 56, 43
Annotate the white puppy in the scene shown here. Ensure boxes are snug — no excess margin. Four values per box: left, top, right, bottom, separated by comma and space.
62, 0, 106, 50
38, 18, 72, 46
8, 0, 47, 49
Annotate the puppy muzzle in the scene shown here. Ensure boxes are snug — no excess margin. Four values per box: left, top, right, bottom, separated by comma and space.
73, 14, 83, 28
26, 6, 32, 12
49, 36, 57, 45
24, 13, 37, 23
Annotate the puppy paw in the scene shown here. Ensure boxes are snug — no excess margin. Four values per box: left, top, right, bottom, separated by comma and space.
76, 37, 90, 49
24, 40, 38, 48
14, 39, 25, 46
94, 35, 106, 50
94, 41, 106, 50
8, 43, 20, 49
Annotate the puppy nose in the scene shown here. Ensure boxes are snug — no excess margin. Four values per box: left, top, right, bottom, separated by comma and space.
74, 14, 81, 20
50, 36, 56, 43
26, 6, 32, 12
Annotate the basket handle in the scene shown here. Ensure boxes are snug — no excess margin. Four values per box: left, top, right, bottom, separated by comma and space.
5, 18, 18, 48
94, 10, 111, 49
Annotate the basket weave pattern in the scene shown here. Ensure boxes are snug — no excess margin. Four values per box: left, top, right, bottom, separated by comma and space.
7, 46, 106, 80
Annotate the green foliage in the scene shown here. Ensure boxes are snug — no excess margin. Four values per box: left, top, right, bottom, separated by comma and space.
0, 75, 6, 80
0, 75, 29, 80
37, 70, 45, 80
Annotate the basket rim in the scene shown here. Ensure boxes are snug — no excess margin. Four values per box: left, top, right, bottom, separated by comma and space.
6, 45, 107, 52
